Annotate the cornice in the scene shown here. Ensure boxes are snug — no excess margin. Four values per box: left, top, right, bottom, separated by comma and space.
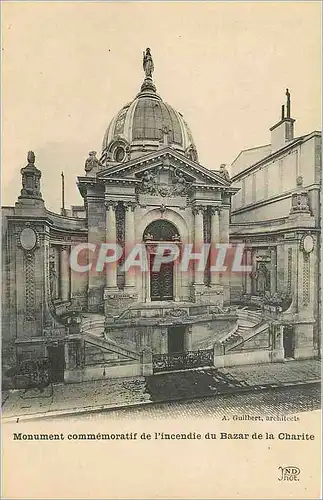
232, 182, 321, 216
98, 148, 231, 187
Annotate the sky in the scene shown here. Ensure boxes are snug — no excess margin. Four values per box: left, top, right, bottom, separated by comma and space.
2, 1, 321, 213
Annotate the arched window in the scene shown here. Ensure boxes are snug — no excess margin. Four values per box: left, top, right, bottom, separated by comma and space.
143, 220, 180, 242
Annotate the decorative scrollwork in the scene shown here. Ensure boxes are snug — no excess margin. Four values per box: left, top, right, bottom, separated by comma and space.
192, 205, 207, 215
303, 253, 310, 306
24, 252, 36, 320
164, 308, 188, 318
104, 200, 118, 210
137, 166, 193, 197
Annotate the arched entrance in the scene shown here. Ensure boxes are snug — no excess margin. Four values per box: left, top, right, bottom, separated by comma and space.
143, 220, 180, 302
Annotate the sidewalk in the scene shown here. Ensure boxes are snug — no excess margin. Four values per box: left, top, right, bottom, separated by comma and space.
1, 359, 320, 421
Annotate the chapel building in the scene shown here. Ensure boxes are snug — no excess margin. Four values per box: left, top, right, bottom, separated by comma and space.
1, 51, 321, 387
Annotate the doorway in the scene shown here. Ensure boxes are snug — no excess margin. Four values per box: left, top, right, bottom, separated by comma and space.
150, 260, 174, 301
283, 327, 295, 359
168, 326, 185, 354
47, 344, 65, 383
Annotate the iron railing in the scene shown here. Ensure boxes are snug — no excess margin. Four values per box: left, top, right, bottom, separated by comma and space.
152, 348, 213, 373
16, 358, 51, 389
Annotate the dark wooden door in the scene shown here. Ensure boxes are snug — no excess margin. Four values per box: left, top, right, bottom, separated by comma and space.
168, 326, 185, 354
150, 261, 174, 301
48, 344, 65, 383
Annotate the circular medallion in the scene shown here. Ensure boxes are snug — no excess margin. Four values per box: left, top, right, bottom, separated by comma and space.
20, 227, 37, 251
302, 235, 314, 253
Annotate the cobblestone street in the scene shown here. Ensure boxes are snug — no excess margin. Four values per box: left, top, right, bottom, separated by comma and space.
65, 384, 321, 421
2, 359, 320, 421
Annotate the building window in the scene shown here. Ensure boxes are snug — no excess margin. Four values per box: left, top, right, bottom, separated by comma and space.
114, 146, 126, 163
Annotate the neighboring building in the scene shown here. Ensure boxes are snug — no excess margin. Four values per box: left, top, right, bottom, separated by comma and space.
230, 89, 321, 361
1, 53, 321, 389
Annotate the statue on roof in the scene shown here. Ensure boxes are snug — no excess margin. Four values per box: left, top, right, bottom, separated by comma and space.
85, 151, 102, 173
219, 164, 231, 182
143, 48, 154, 78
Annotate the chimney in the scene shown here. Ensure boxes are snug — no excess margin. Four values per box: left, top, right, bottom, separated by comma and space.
270, 89, 295, 153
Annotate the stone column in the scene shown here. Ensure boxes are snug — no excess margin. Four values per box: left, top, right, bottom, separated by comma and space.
270, 247, 277, 294
144, 250, 152, 302
193, 206, 205, 285
173, 261, 180, 302
124, 202, 136, 288
105, 201, 118, 289
60, 245, 70, 301
210, 207, 220, 285
245, 249, 252, 294
185, 326, 193, 351
219, 206, 230, 244
219, 206, 230, 304
251, 249, 257, 294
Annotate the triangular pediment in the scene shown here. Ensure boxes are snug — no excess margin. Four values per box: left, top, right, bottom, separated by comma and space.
97, 147, 231, 188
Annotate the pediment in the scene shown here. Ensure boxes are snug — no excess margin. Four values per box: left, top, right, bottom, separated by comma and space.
97, 148, 231, 188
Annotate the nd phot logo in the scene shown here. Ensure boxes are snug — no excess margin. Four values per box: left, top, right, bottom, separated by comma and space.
278, 466, 301, 481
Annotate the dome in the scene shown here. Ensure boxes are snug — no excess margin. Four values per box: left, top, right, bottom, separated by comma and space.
100, 49, 198, 165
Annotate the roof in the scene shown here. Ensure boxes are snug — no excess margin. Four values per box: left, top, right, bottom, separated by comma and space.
231, 131, 321, 182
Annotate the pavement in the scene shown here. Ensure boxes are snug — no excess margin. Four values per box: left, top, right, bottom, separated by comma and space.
67, 384, 321, 421
1, 359, 320, 422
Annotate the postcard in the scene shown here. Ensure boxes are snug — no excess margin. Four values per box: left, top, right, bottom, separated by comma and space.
1, 1, 321, 498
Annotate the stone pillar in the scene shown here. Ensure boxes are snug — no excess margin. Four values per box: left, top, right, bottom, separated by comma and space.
64, 342, 69, 370
141, 348, 153, 376
279, 325, 284, 351
124, 202, 136, 288
270, 247, 277, 294
105, 201, 118, 289
185, 326, 193, 351
245, 249, 252, 294
193, 206, 205, 285
210, 207, 220, 286
60, 245, 70, 301
161, 327, 168, 354
219, 206, 230, 304
144, 250, 151, 302
219, 207, 230, 244
251, 248, 257, 294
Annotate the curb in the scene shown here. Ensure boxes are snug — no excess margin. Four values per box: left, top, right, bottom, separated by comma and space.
2, 379, 320, 423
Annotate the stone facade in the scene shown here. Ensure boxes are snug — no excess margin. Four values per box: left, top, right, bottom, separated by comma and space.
1, 57, 321, 388
230, 90, 321, 362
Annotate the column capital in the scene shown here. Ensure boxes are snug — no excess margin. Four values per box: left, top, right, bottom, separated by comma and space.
104, 200, 118, 210
124, 201, 137, 212
210, 206, 221, 215
192, 205, 206, 215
